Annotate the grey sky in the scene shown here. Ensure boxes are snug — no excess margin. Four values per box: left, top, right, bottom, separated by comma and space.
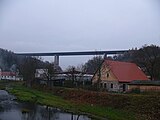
0, 0, 160, 69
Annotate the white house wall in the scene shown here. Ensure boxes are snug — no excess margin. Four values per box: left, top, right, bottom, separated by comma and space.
1, 76, 16, 80
100, 81, 120, 92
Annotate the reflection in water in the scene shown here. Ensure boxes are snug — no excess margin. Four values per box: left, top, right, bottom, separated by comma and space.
0, 103, 91, 120
0, 90, 91, 120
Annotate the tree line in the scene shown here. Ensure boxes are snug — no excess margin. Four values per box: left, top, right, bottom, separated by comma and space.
70, 44, 160, 80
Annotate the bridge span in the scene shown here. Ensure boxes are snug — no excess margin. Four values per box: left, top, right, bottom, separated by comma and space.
16, 50, 128, 68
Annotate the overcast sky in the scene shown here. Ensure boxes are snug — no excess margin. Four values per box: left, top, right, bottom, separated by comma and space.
0, 0, 160, 69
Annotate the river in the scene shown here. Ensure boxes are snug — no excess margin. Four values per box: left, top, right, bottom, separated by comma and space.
0, 90, 91, 120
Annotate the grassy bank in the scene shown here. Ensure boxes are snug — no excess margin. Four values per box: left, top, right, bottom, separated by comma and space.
54, 87, 159, 120
7, 84, 135, 120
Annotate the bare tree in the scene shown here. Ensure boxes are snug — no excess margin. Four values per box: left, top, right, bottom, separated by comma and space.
83, 56, 104, 74
65, 66, 76, 85
133, 45, 160, 80
43, 62, 56, 87
19, 57, 39, 86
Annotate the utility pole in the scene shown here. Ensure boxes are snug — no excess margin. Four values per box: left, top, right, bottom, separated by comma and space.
97, 56, 102, 91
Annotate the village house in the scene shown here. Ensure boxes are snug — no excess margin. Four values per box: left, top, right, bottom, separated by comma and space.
35, 69, 48, 80
92, 60, 148, 92
0, 68, 23, 81
1, 72, 16, 80
0, 72, 23, 81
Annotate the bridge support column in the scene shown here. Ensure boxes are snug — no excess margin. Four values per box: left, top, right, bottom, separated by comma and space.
104, 53, 107, 59
54, 55, 59, 68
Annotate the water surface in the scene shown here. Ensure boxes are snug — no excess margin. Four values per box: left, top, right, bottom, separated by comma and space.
0, 90, 91, 120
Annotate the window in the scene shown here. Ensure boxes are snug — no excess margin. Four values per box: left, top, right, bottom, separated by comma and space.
104, 83, 107, 88
111, 83, 113, 88
107, 73, 109, 78
100, 83, 103, 88
122, 84, 126, 91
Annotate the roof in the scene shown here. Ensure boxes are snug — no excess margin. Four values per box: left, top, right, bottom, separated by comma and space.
56, 70, 85, 74
128, 80, 160, 86
0, 72, 16, 76
104, 60, 149, 82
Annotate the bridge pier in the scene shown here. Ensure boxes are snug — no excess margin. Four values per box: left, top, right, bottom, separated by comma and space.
104, 53, 107, 59
54, 55, 59, 68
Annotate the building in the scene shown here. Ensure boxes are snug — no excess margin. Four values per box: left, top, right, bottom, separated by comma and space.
35, 69, 48, 80
1, 72, 16, 80
35, 69, 93, 86
128, 80, 160, 92
92, 60, 148, 92
0, 72, 23, 81
0, 68, 23, 81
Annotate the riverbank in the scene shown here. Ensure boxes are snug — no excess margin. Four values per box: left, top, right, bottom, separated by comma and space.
2, 81, 159, 120
6, 84, 135, 120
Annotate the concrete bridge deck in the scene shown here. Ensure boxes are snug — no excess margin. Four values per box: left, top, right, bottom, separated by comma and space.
16, 50, 128, 56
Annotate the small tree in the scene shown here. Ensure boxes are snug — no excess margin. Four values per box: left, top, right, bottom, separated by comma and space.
65, 66, 76, 86
43, 62, 56, 87
83, 56, 104, 90
83, 56, 104, 74
19, 57, 39, 86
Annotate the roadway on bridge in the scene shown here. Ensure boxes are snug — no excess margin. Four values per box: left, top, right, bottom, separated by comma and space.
16, 50, 128, 56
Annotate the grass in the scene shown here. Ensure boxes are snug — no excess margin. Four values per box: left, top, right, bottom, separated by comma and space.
7, 84, 135, 120
78, 105, 135, 120
8, 86, 71, 108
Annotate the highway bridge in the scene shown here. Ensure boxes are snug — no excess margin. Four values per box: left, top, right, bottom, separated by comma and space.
16, 50, 128, 67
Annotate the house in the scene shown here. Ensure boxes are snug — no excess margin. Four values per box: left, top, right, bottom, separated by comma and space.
92, 60, 148, 92
1, 72, 16, 80
128, 80, 160, 92
0, 68, 23, 81
0, 72, 23, 81
35, 69, 48, 80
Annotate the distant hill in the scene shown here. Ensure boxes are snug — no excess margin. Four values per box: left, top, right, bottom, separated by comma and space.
0, 48, 62, 80
0, 48, 18, 71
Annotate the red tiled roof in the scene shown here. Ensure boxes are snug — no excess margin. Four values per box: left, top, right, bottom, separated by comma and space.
104, 60, 149, 82
1, 72, 16, 76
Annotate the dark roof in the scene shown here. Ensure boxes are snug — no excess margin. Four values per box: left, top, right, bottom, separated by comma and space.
104, 60, 149, 82
1, 72, 16, 76
55, 70, 85, 74
128, 80, 160, 86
